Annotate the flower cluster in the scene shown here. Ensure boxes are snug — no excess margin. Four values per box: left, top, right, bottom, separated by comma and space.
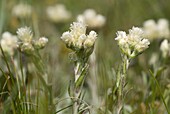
61, 21, 97, 51
143, 19, 170, 40
46, 4, 71, 23
115, 27, 150, 58
160, 39, 170, 58
0, 32, 18, 56
12, 3, 32, 18
17, 27, 48, 54
77, 9, 106, 28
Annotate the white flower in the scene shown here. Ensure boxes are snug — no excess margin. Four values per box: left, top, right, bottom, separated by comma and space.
12, 3, 32, 18
115, 31, 127, 41
16, 27, 48, 53
17, 26, 33, 42
84, 31, 97, 48
77, 9, 106, 28
61, 31, 73, 46
0, 32, 18, 56
70, 22, 87, 37
143, 19, 158, 40
115, 27, 150, 58
157, 19, 170, 39
39, 37, 48, 44
61, 21, 98, 50
34, 37, 48, 49
143, 18, 170, 40
46, 4, 71, 23
135, 38, 150, 53
129, 27, 144, 38
160, 39, 170, 58
149, 53, 159, 65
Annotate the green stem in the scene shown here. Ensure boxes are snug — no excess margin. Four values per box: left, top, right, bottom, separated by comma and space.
55, 104, 73, 114
0, 0, 5, 34
73, 59, 88, 114
73, 61, 81, 114
116, 55, 129, 114
0, 45, 15, 84
73, 92, 79, 114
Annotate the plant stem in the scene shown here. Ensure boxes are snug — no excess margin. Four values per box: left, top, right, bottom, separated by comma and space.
73, 61, 81, 114
73, 59, 88, 114
116, 55, 130, 114
73, 91, 79, 114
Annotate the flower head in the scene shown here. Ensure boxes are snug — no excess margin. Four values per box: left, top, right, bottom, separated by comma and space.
12, 3, 32, 18
61, 21, 98, 51
143, 18, 170, 40
157, 19, 170, 39
115, 27, 150, 58
16, 27, 48, 54
84, 31, 97, 48
34, 37, 48, 49
46, 4, 71, 23
17, 26, 33, 42
0, 32, 18, 56
77, 9, 106, 28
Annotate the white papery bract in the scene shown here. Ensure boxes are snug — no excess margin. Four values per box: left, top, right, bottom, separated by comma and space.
77, 9, 106, 28
61, 21, 98, 51
0, 32, 18, 56
143, 18, 170, 40
46, 4, 71, 23
12, 3, 32, 18
115, 27, 150, 58
160, 39, 170, 58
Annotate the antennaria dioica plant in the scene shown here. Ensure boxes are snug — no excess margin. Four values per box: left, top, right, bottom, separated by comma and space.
113, 27, 150, 114
61, 21, 98, 114
0, 25, 49, 113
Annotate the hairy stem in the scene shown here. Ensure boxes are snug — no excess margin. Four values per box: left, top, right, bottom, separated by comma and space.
73, 58, 88, 114
116, 55, 130, 114
73, 61, 82, 114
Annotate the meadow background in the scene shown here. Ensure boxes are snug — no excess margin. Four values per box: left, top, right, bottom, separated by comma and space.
0, 0, 170, 114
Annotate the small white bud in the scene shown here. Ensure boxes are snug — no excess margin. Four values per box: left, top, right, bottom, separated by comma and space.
160, 39, 169, 58
34, 37, 48, 49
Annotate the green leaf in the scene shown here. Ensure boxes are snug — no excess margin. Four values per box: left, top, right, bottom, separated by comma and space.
75, 64, 89, 88
155, 66, 167, 78
68, 80, 74, 97
149, 70, 170, 114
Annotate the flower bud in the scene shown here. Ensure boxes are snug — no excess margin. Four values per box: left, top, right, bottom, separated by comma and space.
20, 42, 34, 54
160, 39, 169, 58
34, 37, 48, 49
